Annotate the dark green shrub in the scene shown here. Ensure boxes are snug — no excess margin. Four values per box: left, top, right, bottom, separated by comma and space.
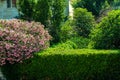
17, 0, 35, 20
49, 0, 66, 43
112, 0, 120, 9
33, 0, 51, 26
2, 49, 120, 80
73, 8, 95, 37
72, 0, 114, 16
1, 64, 21, 80
89, 10, 120, 49
18, 0, 51, 24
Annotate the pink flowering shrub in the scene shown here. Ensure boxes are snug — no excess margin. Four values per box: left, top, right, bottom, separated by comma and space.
0, 19, 51, 65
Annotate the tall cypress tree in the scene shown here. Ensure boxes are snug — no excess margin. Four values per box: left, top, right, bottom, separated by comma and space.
34, 0, 51, 27
50, 0, 65, 43
17, 0, 35, 20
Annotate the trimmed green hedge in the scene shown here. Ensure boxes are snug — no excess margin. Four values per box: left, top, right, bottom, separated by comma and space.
2, 49, 120, 80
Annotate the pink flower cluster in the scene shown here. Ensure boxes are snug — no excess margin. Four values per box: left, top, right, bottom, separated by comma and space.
0, 19, 51, 66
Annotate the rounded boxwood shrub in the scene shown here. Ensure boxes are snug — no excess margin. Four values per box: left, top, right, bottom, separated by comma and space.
73, 8, 95, 37
0, 19, 51, 65
89, 10, 120, 49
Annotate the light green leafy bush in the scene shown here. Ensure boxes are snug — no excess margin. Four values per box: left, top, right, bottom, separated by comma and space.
60, 20, 76, 42
89, 10, 120, 49
70, 37, 89, 49
52, 40, 77, 50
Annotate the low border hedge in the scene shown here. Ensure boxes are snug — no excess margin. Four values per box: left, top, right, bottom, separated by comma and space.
2, 49, 120, 80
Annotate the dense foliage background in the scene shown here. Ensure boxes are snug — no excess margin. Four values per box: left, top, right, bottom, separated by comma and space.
72, 0, 114, 16
18, 0, 66, 43
0, 0, 120, 80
